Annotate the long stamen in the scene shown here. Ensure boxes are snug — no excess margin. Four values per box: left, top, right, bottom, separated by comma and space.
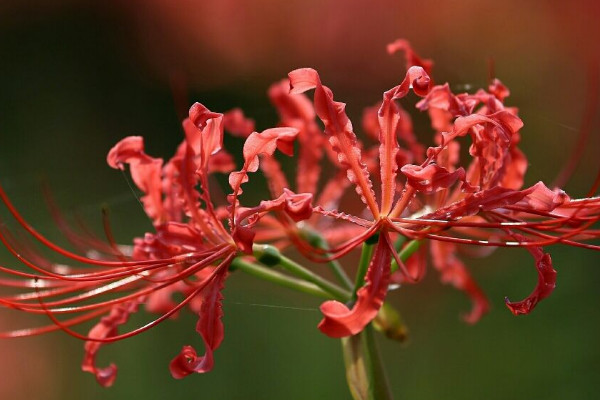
33, 259, 232, 343
0, 184, 187, 268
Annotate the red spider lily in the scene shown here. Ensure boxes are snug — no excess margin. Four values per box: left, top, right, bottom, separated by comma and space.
0, 103, 310, 386
284, 40, 600, 337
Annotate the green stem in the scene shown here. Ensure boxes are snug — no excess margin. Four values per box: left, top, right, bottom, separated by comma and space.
300, 227, 354, 290
253, 244, 351, 302
230, 257, 331, 299
390, 239, 422, 273
353, 233, 379, 301
362, 324, 393, 400
341, 323, 393, 400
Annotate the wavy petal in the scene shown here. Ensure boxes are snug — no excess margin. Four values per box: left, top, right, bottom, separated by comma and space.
422, 183, 540, 221
260, 155, 290, 198
107, 136, 164, 223
82, 300, 141, 387
488, 78, 510, 102
430, 241, 490, 323
228, 127, 298, 197
170, 268, 227, 378
517, 182, 569, 212
233, 189, 313, 253
185, 102, 224, 167
268, 79, 324, 194
386, 39, 434, 77
500, 146, 527, 190
223, 108, 255, 138
269, 78, 315, 122
505, 245, 556, 315
401, 164, 467, 194
318, 233, 391, 338
379, 66, 430, 213
289, 68, 379, 217
416, 84, 473, 118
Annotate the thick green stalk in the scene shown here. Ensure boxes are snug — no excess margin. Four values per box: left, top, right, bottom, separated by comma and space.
390, 239, 422, 273
230, 257, 331, 299
342, 323, 393, 400
253, 244, 351, 302
352, 233, 379, 301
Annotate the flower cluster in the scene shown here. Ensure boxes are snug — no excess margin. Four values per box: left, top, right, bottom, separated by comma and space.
0, 40, 599, 387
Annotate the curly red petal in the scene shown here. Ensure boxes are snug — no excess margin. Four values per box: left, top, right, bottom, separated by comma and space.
378, 66, 430, 213
401, 164, 467, 194
318, 233, 391, 338
430, 241, 490, 323
106, 136, 164, 223
505, 246, 556, 315
82, 300, 141, 387
269, 78, 315, 122
269, 80, 326, 194
288, 68, 379, 217
183, 102, 224, 170
423, 183, 540, 221
223, 108, 255, 138
488, 78, 510, 102
170, 268, 227, 378
107, 136, 152, 169
517, 182, 569, 212
386, 39, 434, 77
233, 189, 313, 253
228, 127, 298, 197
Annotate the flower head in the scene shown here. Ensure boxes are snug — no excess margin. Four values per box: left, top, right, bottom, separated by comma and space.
0, 102, 309, 386
282, 40, 600, 336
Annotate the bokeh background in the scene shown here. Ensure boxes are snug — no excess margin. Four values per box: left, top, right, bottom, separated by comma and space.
1, 1, 599, 399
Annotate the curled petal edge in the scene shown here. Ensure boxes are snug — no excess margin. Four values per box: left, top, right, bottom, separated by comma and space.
318, 233, 391, 338
170, 267, 228, 378
505, 245, 556, 315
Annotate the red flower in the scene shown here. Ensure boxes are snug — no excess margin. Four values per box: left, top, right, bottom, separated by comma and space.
0, 103, 310, 386
284, 39, 600, 336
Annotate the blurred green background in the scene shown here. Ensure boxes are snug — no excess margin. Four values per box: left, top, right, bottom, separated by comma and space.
0, 1, 599, 399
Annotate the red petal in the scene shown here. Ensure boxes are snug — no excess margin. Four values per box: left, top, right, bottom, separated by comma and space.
416, 84, 472, 118
260, 155, 290, 198
288, 68, 320, 94
170, 268, 227, 378
505, 245, 556, 315
386, 39, 434, 77
233, 189, 313, 253
401, 164, 466, 194
423, 184, 539, 221
269, 78, 324, 194
106, 136, 164, 223
518, 182, 569, 212
107, 136, 151, 169
500, 147, 527, 190
269, 78, 315, 122
228, 127, 298, 197
183, 102, 224, 170
430, 241, 490, 323
289, 68, 379, 217
82, 300, 141, 387
379, 66, 430, 213
207, 150, 236, 174
488, 78, 510, 102
223, 108, 255, 138
318, 234, 391, 338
